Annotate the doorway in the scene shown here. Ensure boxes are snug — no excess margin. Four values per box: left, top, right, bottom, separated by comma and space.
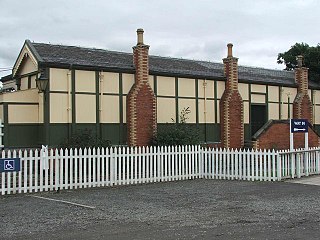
251, 104, 267, 136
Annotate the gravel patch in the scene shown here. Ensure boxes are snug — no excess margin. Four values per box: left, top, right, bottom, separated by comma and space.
0, 179, 320, 239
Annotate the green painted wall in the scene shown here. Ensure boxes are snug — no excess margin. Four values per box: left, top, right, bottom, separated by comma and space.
6, 124, 40, 148
244, 124, 250, 141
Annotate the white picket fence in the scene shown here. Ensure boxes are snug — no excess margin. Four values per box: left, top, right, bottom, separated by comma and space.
279, 148, 320, 179
0, 146, 319, 195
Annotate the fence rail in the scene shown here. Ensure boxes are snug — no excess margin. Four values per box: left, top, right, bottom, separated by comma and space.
0, 146, 319, 195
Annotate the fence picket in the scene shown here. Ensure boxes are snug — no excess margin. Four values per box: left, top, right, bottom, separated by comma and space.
92, 148, 96, 187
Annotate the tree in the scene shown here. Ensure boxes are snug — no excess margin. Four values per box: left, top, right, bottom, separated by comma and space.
277, 43, 320, 82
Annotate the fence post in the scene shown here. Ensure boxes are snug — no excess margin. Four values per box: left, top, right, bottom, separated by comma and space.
305, 150, 309, 177
316, 148, 320, 174
199, 146, 203, 179
276, 151, 281, 181
110, 147, 115, 186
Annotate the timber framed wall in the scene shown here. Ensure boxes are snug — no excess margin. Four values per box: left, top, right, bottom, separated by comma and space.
2, 66, 320, 147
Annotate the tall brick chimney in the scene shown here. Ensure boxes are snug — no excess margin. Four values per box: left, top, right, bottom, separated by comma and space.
220, 43, 244, 149
293, 55, 313, 124
126, 29, 157, 146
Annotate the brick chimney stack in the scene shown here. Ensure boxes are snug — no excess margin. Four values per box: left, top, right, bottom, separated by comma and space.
293, 55, 313, 124
220, 43, 244, 149
126, 29, 157, 146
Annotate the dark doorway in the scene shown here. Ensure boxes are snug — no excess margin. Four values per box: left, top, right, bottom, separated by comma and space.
251, 104, 267, 136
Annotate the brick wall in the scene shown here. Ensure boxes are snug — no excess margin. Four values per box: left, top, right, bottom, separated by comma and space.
253, 120, 320, 150
126, 29, 157, 146
220, 44, 244, 149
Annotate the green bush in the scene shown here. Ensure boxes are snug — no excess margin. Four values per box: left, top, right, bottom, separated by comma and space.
60, 129, 111, 149
153, 107, 201, 146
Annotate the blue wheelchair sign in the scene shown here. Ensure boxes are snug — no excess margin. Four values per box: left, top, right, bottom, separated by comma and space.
0, 158, 20, 172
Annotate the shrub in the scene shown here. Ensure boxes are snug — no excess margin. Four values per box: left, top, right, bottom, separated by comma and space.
60, 129, 111, 149
153, 107, 201, 146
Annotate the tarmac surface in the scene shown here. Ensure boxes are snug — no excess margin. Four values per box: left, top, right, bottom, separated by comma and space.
286, 175, 320, 186
1, 178, 320, 240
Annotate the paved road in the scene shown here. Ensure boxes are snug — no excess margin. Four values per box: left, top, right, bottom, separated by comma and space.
286, 175, 320, 186
1, 179, 320, 240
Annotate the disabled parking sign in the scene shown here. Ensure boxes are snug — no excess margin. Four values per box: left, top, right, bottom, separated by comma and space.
0, 158, 20, 172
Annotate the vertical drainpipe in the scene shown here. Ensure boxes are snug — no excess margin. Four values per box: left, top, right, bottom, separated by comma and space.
99, 70, 103, 139
203, 79, 207, 142
312, 90, 315, 124
67, 69, 72, 140
44, 68, 50, 145
287, 92, 291, 118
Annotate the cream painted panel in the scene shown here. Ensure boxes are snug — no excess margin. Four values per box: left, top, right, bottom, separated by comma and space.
198, 100, 205, 123
268, 86, 279, 102
251, 84, 266, 93
102, 72, 119, 94
289, 104, 293, 119
157, 76, 175, 96
280, 104, 293, 119
50, 68, 69, 91
178, 78, 195, 97
75, 70, 95, 93
0, 105, 3, 121
280, 103, 287, 119
123, 96, 127, 123
269, 103, 279, 120
251, 94, 265, 104
238, 83, 248, 101
198, 99, 214, 123
149, 75, 154, 92
314, 90, 320, 104
216, 81, 225, 99
101, 95, 119, 123
20, 77, 28, 90
50, 93, 69, 123
179, 99, 196, 123
157, 97, 175, 123
282, 87, 297, 102
9, 105, 38, 123
31, 75, 37, 89
1, 89, 38, 103
76, 95, 96, 123
244, 102, 249, 124
19, 57, 37, 75
315, 106, 320, 124
216, 100, 220, 123
198, 79, 214, 98
122, 74, 134, 94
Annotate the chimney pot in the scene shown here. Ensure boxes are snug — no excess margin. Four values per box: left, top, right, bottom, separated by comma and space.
296, 55, 303, 68
137, 28, 144, 45
227, 43, 233, 57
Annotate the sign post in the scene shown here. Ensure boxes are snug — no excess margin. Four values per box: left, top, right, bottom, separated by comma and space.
290, 119, 309, 150
290, 119, 309, 177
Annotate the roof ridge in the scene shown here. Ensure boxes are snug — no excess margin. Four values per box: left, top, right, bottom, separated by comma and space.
32, 41, 132, 56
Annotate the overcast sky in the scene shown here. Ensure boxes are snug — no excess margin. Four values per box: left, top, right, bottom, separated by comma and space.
1, 0, 320, 78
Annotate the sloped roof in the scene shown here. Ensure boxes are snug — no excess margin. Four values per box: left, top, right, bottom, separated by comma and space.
23, 40, 320, 88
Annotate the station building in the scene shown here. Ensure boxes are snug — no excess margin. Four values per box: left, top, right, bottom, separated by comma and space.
1, 29, 320, 149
